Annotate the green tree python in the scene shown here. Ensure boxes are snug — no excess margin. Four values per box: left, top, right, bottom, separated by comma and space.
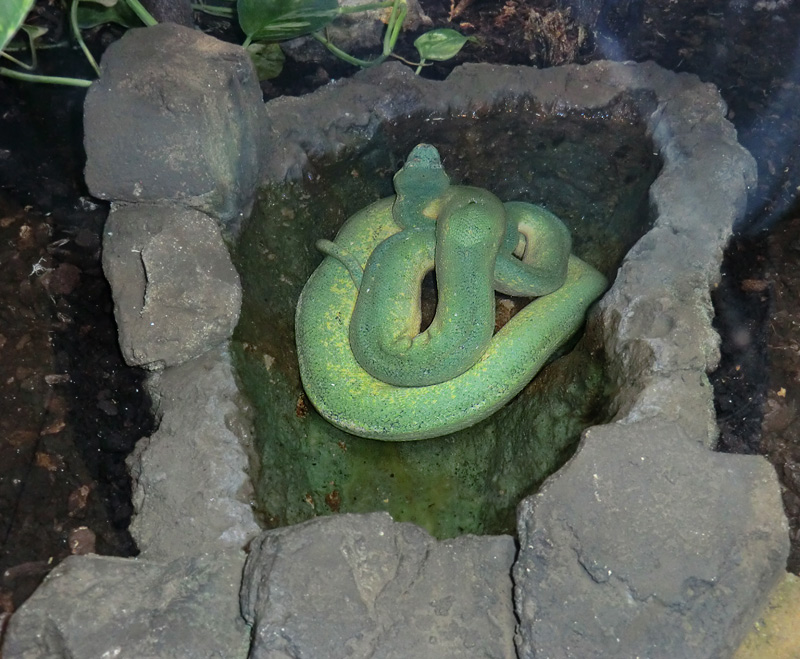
295, 144, 608, 441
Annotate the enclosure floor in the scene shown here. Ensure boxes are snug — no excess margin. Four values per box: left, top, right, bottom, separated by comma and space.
1, 1, 800, 650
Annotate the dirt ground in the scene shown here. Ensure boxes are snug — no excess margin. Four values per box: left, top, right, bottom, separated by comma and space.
1, 0, 799, 631
0, 78, 154, 620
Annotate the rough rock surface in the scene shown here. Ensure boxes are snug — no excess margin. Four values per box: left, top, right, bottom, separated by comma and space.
248, 61, 785, 657
102, 203, 241, 369
733, 572, 800, 659
514, 420, 789, 659
129, 347, 260, 560
2, 551, 250, 659
5, 53, 788, 659
84, 23, 267, 224
241, 512, 517, 659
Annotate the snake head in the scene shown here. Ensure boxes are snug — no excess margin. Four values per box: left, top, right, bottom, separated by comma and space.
392, 144, 451, 229
403, 144, 444, 171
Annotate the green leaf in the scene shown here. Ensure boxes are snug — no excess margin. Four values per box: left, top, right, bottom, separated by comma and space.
413, 28, 474, 62
77, 0, 142, 29
1, 0, 35, 54
20, 24, 47, 40
246, 41, 285, 79
238, 0, 339, 42
19, 23, 47, 49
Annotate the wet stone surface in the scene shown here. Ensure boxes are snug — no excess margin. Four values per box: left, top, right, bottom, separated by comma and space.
233, 97, 658, 538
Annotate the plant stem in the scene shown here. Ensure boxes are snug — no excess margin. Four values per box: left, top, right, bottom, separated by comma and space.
124, 0, 158, 26
2, 41, 72, 52
1, 50, 34, 71
70, 0, 100, 76
0, 66, 92, 86
311, 32, 386, 68
311, 0, 406, 70
382, 0, 407, 57
388, 51, 424, 68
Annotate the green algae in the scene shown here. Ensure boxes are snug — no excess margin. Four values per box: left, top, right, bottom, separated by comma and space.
231, 97, 660, 538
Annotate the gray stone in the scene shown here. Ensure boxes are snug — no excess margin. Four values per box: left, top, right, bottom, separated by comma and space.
6, 54, 784, 659
513, 421, 790, 659
84, 23, 267, 224
102, 204, 241, 369
241, 513, 517, 659
129, 347, 261, 560
2, 551, 250, 659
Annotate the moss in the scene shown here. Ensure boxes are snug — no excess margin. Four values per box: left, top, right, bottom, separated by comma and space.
232, 98, 659, 538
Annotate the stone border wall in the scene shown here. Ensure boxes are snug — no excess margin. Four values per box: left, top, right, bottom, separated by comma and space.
2, 23, 788, 659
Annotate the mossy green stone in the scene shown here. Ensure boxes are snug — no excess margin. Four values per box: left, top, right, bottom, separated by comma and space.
232, 103, 659, 537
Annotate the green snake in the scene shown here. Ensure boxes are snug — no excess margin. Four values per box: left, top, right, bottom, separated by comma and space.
295, 144, 607, 441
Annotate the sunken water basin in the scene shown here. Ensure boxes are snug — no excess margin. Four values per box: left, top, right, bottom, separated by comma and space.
233, 97, 660, 538
2, 23, 789, 659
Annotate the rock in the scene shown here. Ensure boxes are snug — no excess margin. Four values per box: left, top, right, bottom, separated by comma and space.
128, 347, 260, 560
84, 23, 267, 225
241, 512, 517, 659
140, 0, 193, 26
9, 53, 782, 659
2, 551, 250, 659
513, 420, 790, 659
102, 204, 241, 369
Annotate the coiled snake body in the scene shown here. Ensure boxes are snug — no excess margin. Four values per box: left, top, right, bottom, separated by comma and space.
295, 144, 607, 441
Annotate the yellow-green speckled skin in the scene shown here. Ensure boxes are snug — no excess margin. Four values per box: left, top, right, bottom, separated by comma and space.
349, 188, 505, 387
295, 191, 608, 441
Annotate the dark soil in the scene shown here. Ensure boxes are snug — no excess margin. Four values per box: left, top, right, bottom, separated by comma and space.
714, 222, 800, 575
1, 0, 799, 634
0, 73, 155, 626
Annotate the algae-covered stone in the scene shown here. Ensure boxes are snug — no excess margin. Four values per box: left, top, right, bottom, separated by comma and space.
233, 98, 658, 537
733, 572, 800, 659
